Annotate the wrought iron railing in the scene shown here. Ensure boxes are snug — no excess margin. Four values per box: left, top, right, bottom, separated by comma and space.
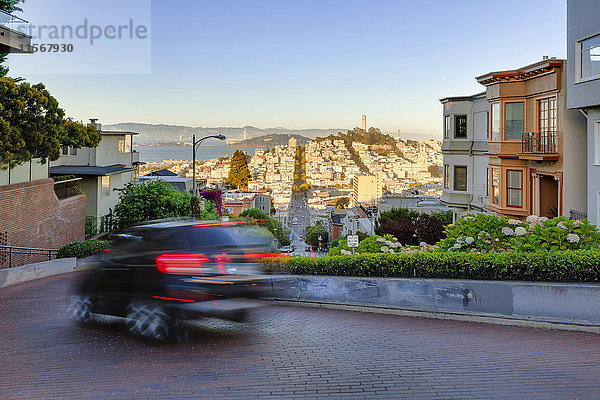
569, 209, 587, 221
521, 131, 557, 154
0, 245, 58, 269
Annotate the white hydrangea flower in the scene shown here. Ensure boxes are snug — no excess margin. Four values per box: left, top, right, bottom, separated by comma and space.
557, 221, 568, 230
456, 237, 464, 244
452, 243, 461, 250
526, 215, 539, 223
385, 240, 394, 246
376, 238, 386, 243
419, 242, 427, 247
380, 246, 389, 253
495, 238, 500, 242
539, 217, 549, 222
573, 220, 583, 227
465, 236, 475, 244
508, 219, 521, 225
501, 227, 514, 236
341, 250, 352, 255
515, 227, 527, 236
566, 233, 580, 244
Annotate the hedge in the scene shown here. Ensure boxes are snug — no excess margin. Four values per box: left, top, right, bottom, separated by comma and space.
265, 250, 600, 282
56, 240, 111, 259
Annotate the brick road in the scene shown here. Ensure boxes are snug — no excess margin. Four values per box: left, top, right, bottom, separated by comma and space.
1, 274, 600, 399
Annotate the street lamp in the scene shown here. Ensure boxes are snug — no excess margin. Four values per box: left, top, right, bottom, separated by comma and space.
192, 134, 226, 195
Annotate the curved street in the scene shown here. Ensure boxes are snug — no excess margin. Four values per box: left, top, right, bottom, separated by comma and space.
1, 273, 600, 399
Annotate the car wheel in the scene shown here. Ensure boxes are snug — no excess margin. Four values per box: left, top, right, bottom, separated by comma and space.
126, 302, 172, 342
71, 295, 94, 325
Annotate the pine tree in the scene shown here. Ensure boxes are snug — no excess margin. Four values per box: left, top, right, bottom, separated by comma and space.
227, 149, 251, 189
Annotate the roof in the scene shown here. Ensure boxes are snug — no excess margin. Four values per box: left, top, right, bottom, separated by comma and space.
99, 130, 139, 136
50, 164, 133, 176
146, 168, 177, 176
476, 59, 564, 85
439, 92, 486, 104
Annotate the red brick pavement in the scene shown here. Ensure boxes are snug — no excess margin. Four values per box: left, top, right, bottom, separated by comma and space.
1, 273, 599, 399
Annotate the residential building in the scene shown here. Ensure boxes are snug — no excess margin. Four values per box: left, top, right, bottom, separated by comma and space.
139, 175, 193, 193
440, 92, 489, 215
477, 59, 587, 219
222, 192, 272, 216
340, 207, 373, 237
50, 120, 141, 229
567, 0, 600, 223
288, 137, 297, 149
0, 9, 32, 53
351, 174, 382, 207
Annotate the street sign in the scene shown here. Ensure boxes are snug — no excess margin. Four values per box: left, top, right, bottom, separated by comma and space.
347, 235, 359, 248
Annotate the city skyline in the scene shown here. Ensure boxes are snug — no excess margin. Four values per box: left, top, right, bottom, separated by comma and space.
10, 0, 567, 136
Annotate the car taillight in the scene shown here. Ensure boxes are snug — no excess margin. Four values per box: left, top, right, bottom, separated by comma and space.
155, 253, 210, 275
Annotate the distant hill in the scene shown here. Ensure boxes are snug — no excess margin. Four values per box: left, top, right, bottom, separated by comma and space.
103, 123, 344, 144
233, 133, 311, 148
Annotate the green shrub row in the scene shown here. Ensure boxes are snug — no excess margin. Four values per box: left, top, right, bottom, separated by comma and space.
265, 250, 600, 282
56, 240, 111, 259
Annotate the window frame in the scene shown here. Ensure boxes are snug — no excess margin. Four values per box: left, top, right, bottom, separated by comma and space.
490, 103, 500, 141
101, 176, 111, 198
579, 33, 600, 81
454, 115, 467, 139
453, 165, 467, 192
596, 121, 600, 165
444, 116, 450, 139
504, 101, 525, 141
443, 165, 450, 189
491, 167, 500, 204
506, 169, 523, 208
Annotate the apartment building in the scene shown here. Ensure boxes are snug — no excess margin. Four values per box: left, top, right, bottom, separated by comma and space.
222, 192, 272, 217
477, 59, 587, 219
440, 92, 489, 215
351, 174, 382, 207
50, 120, 141, 229
567, 0, 600, 224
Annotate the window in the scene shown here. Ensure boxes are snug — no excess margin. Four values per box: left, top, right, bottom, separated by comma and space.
453, 166, 467, 191
118, 139, 125, 153
101, 176, 110, 198
443, 165, 449, 189
596, 122, 600, 164
491, 103, 500, 141
70, 147, 78, 156
492, 168, 500, 204
538, 98, 557, 132
62, 145, 69, 156
454, 115, 467, 138
506, 170, 523, 207
62, 145, 77, 156
444, 116, 450, 139
580, 34, 600, 80
505, 102, 524, 140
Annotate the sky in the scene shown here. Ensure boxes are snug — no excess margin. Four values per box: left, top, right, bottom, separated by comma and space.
8, 0, 567, 137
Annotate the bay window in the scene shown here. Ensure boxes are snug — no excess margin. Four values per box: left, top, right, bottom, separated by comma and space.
506, 170, 523, 207
504, 102, 524, 141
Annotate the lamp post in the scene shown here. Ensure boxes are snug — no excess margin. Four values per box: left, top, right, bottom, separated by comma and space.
192, 134, 226, 195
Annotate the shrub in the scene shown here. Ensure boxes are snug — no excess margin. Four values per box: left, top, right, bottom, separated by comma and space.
57, 240, 111, 259
378, 219, 416, 244
266, 250, 600, 282
439, 214, 600, 252
415, 214, 444, 244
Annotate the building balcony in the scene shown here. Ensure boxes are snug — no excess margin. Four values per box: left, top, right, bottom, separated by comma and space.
486, 131, 559, 162
0, 10, 32, 53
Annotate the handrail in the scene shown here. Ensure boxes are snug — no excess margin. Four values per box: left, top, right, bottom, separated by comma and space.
521, 130, 557, 154
0, 9, 29, 24
0, 245, 58, 269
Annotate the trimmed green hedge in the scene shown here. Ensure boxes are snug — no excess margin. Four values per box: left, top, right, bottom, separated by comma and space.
265, 251, 600, 282
56, 240, 111, 259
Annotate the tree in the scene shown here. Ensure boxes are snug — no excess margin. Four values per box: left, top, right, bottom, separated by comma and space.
113, 180, 192, 230
0, 78, 99, 167
239, 208, 291, 246
305, 222, 328, 247
227, 149, 251, 189
335, 198, 349, 209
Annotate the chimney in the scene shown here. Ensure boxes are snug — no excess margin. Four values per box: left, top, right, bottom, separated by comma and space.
542, 55, 549, 60
88, 118, 101, 131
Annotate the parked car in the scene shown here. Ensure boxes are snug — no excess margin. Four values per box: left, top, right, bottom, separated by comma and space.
71, 221, 282, 341
280, 245, 294, 253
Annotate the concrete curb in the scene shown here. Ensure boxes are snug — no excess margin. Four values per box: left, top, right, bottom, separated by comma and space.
0, 258, 77, 288
270, 275, 600, 333
272, 299, 600, 334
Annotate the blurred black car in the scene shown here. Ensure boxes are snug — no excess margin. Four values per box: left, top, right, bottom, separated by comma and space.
71, 220, 282, 341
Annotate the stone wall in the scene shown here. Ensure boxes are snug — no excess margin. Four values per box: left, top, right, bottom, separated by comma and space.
0, 179, 85, 267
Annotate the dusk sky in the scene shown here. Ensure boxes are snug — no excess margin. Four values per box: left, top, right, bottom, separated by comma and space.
11, 0, 567, 137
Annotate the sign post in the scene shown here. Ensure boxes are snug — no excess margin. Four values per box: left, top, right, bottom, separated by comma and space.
347, 235, 359, 254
